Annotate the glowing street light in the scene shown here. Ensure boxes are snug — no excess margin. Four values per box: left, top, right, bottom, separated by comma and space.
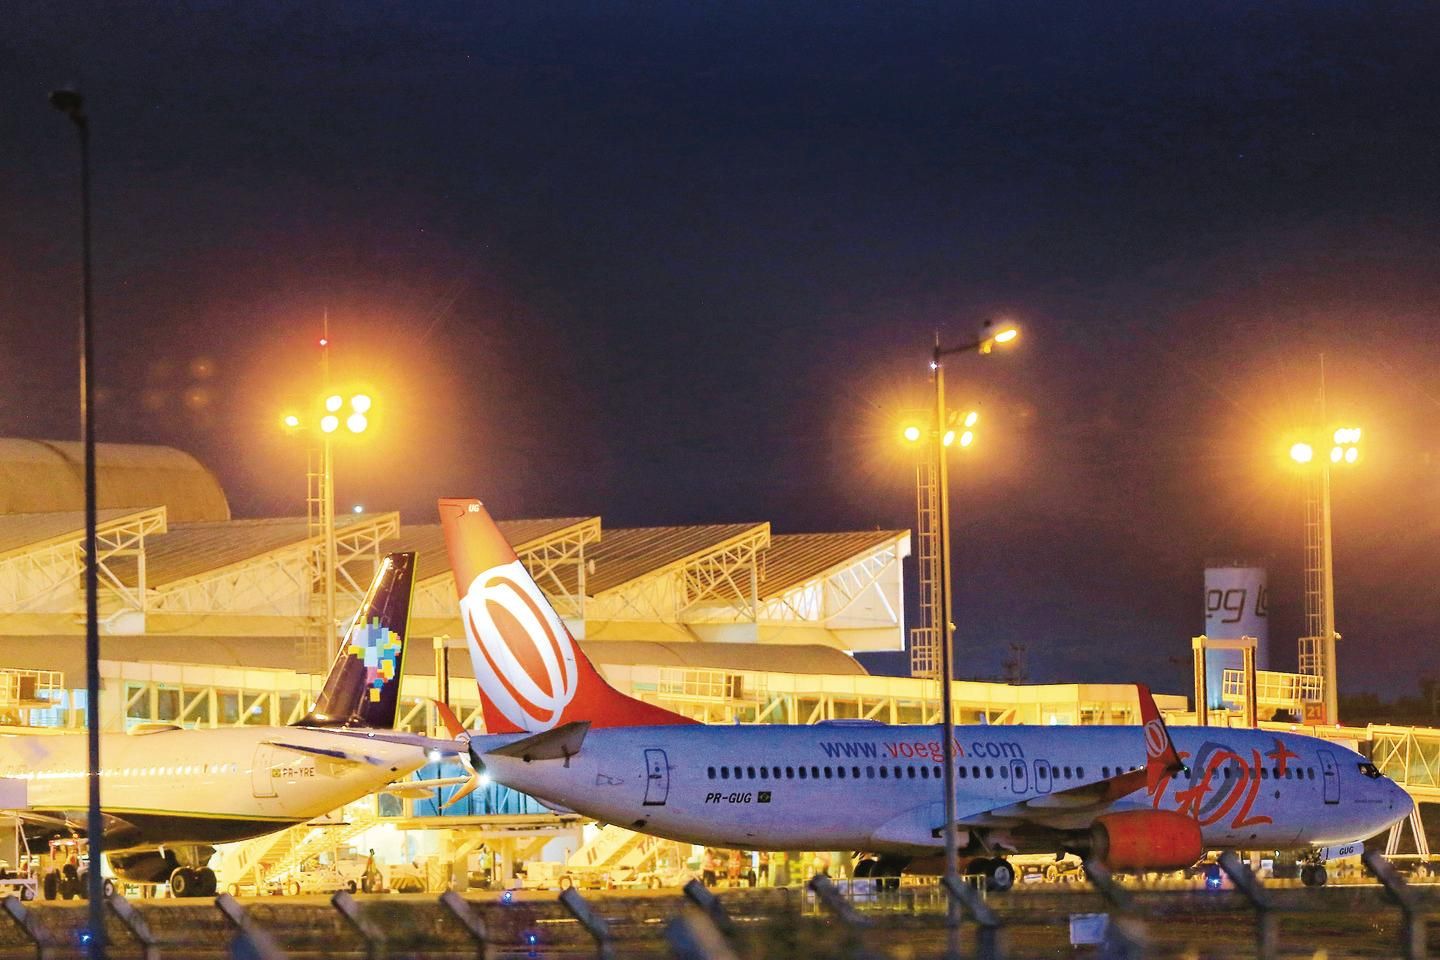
923, 319, 1022, 925
1289, 442, 1313, 464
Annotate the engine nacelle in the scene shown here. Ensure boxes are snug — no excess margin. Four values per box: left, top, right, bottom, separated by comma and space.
1090, 810, 1202, 872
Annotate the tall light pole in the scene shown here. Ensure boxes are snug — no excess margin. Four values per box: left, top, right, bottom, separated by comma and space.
49, 86, 106, 958
286, 391, 373, 664
929, 320, 1018, 955
1290, 426, 1361, 724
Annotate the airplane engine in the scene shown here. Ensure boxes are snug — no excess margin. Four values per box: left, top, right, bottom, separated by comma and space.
1090, 810, 1202, 872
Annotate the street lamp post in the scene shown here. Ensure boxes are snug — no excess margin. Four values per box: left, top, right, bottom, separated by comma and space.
928, 321, 1018, 957
49, 87, 106, 957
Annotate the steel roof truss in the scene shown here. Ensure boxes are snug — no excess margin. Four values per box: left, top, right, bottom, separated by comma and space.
0, 507, 165, 615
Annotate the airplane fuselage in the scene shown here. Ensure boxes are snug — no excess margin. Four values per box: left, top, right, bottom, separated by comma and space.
475, 722, 1410, 856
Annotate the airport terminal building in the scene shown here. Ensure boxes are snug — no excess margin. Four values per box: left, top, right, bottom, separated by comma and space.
0, 439, 1273, 892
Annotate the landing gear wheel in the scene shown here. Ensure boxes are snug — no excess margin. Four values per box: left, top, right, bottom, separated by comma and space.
42, 871, 58, 901
286, 880, 302, 897
984, 859, 1015, 893
169, 867, 195, 898
102, 878, 116, 898
346, 879, 358, 894
853, 859, 877, 878
1301, 864, 1329, 887
196, 868, 217, 897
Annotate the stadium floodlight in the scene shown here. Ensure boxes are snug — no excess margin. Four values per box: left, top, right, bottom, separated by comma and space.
902, 424, 922, 444
325, 394, 344, 412
1290, 442, 1314, 464
321, 414, 340, 434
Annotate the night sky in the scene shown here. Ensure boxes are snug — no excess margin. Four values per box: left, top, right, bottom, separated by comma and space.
5, 3, 1440, 697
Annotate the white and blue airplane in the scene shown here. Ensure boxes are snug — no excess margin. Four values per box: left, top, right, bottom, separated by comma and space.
0, 553, 431, 897
436, 497, 1411, 890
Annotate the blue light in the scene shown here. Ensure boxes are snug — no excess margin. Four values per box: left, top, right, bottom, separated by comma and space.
1205, 870, 1223, 890
500, 889, 514, 905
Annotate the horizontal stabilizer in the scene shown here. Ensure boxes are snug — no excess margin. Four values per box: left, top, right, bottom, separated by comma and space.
484, 721, 590, 763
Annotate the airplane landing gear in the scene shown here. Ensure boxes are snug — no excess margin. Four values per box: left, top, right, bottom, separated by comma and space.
169, 867, 195, 898
1300, 864, 1329, 887
967, 857, 1015, 893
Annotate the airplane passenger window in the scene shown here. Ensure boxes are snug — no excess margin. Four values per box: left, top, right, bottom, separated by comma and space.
774, 766, 782, 778
879, 767, 888, 779
760, 767, 768, 779
1102, 766, 1110, 778
721, 767, 729, 780
1063, 766, 1072, 779
812, 766, 821, 779
798, 767, 808, 779
786, 766, 794, 778
893, 766, 903, 779
999, 766, 1007, 779
1077, 767, 1085, 777
748, 766, 756, 779
852, 766, 860, 779
866, 766, 875, 778
824, 767, 833, 779
733, 767, 743, 779
708, 767, 716, 779
907, 766, 916, 779
985, 766, 994, 778
1260, 769, 1268, 779
837, 766, 845, 779
972, 766, 981, 778
1285, 769, 1293, 779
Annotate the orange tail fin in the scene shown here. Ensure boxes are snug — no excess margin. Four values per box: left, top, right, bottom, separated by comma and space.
1138, 684, 1185, 795
438, 497, 695, 734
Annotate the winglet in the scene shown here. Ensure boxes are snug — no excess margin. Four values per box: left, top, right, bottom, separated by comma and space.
432, 699, 468, 741
1138, 684, 1185, 795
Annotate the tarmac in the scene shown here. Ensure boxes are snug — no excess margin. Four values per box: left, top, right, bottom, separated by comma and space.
0, 881, 1429, 958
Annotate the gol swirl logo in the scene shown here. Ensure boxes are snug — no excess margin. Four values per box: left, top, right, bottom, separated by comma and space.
461, 559, 579, 732
1143, 719, 1168, 759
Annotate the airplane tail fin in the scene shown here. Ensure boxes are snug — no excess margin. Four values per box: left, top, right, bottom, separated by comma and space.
296, 552, 416, 730
1138, 684, 1185, 795
438, 497, 695, 734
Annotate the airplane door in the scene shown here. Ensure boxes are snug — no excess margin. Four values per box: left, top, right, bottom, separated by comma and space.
1318, 750, 1340, 804
642, 749, 670, 806
1033, 760, 1052, 794
251, 744, 278, 799
1009, 759, 1029, 794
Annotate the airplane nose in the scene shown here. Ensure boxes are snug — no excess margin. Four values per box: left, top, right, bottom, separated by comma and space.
1390, 780, 1414, 815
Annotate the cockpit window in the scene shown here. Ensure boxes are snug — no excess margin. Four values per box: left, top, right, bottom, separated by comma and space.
1358, 762, 1383, 780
